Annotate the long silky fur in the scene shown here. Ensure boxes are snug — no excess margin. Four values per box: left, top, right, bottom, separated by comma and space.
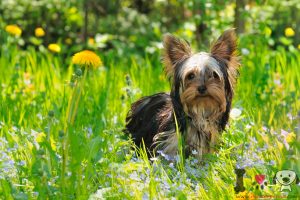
125, 59, 233, 158
125, 29, 239, 159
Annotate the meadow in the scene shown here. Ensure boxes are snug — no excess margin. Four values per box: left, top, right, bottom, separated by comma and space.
1, 0, 300, 198
0, 29, 299, 199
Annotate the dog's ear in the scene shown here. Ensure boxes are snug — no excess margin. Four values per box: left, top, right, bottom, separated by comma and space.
211, 29, 238, 63
163, 34, 192, 78
211, 29, 240, 89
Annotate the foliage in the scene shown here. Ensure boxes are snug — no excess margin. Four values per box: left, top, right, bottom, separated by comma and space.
0, 0, 299, 199
1, 0, 299, 53
0, 31, 300, 199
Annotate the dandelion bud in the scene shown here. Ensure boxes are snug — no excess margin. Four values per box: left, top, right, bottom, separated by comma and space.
75, 68, 82, 77
48, 110, 54, 118
71, 74, 77, 83
121, 94, 125, 101
125, 74, 132, 86
59, 130, 64, 138
126, 88, 132, 97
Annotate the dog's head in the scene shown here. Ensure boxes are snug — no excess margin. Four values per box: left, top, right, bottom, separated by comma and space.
163, 29, 240, 122
273, 170, 299, 186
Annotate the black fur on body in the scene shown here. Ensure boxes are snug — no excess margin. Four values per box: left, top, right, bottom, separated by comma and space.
125, 29, 240, 158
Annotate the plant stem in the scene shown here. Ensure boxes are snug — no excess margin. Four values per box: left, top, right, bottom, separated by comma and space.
70, 68, 88, 124
61, 67, 88, 198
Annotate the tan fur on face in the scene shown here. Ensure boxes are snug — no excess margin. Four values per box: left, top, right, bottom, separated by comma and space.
206, 82, 227, 113
180, 80, 226, 116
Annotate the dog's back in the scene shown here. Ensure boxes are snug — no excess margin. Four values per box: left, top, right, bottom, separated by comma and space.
125, 92, 171, 151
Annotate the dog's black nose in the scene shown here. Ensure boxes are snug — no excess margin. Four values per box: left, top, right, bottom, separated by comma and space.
282, 177, 290, 183
198, 85, 207, 94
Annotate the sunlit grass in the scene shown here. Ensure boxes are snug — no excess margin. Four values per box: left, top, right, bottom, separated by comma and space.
0, 37, 299, 199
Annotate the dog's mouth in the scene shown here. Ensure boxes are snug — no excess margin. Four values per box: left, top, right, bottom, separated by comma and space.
193, 94, 213, 103
195, 93, 210, 98
193, 92, 226, 113
196, 93, 208, 97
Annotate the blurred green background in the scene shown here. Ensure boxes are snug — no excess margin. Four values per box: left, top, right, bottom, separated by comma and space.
1, 0, 299, 56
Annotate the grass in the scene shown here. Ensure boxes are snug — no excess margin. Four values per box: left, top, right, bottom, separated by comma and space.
0, 35, 299, 199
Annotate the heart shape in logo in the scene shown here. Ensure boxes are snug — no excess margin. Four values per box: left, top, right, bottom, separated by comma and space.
255, 175, 265, 185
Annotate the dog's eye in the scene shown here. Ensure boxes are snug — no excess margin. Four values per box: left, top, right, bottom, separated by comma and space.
289, 174, 291, 177
213, 72, 220, 80
187, 73, 195, 80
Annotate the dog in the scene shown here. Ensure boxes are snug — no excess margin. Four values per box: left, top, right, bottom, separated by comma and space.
273, 170, 299, 191
125, 29, 240, 159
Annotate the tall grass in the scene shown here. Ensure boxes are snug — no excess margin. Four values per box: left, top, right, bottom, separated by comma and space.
0, 37, 299, 199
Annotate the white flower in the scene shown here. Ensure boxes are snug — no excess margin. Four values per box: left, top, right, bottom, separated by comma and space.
287, 113, 294, 121
183, 22, 196, 31
36, 113, 43, 120
129, 171, 140, 181
274, 79, 281, 85
230, 108, 242, 119
153, 41, 163, 49
245, 124, 252, 130
150, 157, 158, 161
241, 48, 250, 55
88, 187, 111, 200
145, 46, 156, 54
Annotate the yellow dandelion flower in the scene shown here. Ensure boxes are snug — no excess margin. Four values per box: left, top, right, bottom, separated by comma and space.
235, 191, 247, 200
23, 84, 35, 94
298, 44, 300, 50
36, 132, 46, 143
28, 142, 33, 151
277, 141, 284, 151
35, 27, 45, 37
24, 72, 31, 80
50, 137, 57, 151
72, 50, 102, 68
285, 27, 295, 37
69, 7, 77, 14
65, 38, 72, 45
88, 37, 95, 45
48, 43, 61, 53
235, 191, 255, 200
286, 132, 296, 143
248, 192, 255, 200
5, 24, 22, 36
264, 26, 272, 37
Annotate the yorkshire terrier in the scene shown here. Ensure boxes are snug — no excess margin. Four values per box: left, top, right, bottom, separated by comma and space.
125, 29, 240, 159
